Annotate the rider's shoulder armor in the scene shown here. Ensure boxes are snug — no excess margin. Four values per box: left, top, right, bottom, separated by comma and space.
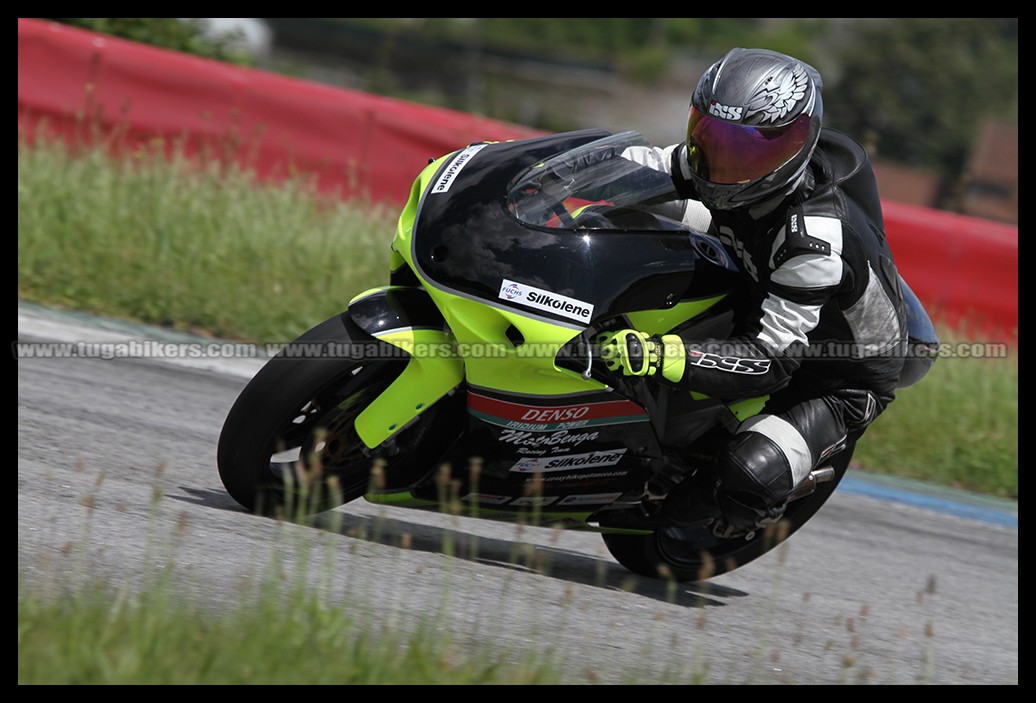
772, 205, 832, 268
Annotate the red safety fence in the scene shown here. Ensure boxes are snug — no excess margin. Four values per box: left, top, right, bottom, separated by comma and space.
18, 18, 1017, 343
881, 201, 1017, 343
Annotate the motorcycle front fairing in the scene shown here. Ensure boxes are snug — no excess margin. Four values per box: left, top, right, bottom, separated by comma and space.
358, 130, 748, 524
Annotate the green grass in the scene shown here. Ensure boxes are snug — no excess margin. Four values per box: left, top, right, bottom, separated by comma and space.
17, 574, 567, 684
17, 131, 1017, 499
854, 343, 1017, 498
17, 129, 392, 343
16, 475, 701, 685
17, 496, 571, 685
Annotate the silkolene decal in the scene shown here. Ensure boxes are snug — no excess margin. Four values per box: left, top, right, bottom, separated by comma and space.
468, 393, 648, 431
510, 449, 627, 473
432, 144, 488, 194
498, 279, 594, 323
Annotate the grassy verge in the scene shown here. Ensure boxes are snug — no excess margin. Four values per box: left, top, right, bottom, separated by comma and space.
17, 492, 571, 685
854, 341, 1017, 497
17, 133, 1017, 498
17, 571, 568, 684
17, 129, 393, 343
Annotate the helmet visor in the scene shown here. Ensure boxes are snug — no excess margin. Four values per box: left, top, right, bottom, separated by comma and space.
686, 107, 812, 185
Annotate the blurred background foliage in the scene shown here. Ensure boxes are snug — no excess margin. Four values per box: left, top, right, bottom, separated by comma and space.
50, 18, 261, 66
44, 18, 1018, 218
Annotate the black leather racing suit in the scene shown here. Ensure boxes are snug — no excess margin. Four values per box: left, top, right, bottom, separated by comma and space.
634, 129, 909, 533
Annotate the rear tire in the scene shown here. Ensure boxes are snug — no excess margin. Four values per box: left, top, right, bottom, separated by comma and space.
602, 460, 848, 582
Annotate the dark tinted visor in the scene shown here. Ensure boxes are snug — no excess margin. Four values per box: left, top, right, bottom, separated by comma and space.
686, 106, 811, 184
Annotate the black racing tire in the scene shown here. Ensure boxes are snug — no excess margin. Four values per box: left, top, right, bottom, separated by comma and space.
601, 460, 849, 582
216, 313, 407, 517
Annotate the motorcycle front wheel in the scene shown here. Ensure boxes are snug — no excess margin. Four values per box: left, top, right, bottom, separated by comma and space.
601, 464, 847, 582
216, 313, 409, 517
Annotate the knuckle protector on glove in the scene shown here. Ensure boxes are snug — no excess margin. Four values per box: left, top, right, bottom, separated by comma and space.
624, 331, 646, 373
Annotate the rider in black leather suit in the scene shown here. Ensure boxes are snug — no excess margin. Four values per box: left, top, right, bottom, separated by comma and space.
598, 48, 908, 538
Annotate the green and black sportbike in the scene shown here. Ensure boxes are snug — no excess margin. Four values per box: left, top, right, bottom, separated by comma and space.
217, 129, 937, 581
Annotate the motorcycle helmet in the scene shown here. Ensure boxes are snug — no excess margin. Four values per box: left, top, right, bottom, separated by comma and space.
685, 48, 824, 210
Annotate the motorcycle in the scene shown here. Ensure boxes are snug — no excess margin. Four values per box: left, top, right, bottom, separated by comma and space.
217, 129, 938, 582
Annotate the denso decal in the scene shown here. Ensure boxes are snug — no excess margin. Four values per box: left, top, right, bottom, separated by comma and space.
468, 393, 648, 431
510, 449, 627, 473
433, 144, 488, 193
498, 279, 594, 323
522, 406, 590, 422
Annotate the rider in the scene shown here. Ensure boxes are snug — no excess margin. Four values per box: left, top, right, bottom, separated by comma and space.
597, 47, 908, 539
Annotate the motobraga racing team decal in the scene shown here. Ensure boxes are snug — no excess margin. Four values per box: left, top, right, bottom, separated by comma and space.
468, 393, 648, 431
498, 279, 595, 323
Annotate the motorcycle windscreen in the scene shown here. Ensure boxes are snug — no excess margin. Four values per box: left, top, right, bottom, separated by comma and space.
411, 131, 739, 329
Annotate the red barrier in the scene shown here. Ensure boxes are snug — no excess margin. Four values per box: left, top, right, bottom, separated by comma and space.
17, 18, 546, 205
17, 18, 1017, 341
883, 201, 1017, 342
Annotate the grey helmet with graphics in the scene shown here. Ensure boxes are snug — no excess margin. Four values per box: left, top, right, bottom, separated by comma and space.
684, 47, 824, 211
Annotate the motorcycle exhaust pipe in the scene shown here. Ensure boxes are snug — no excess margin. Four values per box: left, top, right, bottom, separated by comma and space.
788, 466, 836, 502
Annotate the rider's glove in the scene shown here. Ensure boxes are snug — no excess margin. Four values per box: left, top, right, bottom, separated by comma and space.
596, 329, 686, 383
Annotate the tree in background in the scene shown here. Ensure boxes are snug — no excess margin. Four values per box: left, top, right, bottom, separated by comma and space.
47, 18, 258, 66
45, 18, 1017, 216
821, 18, 1018, 211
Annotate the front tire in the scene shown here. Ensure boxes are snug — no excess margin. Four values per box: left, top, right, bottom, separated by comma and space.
216, 313, 407, 516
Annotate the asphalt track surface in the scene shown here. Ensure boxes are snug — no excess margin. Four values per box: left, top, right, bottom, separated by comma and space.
17, 303, 1018, 684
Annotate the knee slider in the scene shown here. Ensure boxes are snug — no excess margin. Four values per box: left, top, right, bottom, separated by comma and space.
717, 430, 795, 506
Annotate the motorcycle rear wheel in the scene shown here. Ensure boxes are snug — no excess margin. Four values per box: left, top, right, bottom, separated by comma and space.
601, 465, 846, 581
216, 313, 407, 517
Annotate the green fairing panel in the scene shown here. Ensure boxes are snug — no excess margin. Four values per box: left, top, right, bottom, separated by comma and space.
626, 296, 724, 336
352, 324, 464, 448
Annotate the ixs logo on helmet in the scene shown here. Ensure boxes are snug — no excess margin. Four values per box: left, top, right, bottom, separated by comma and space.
688, 350, 770, 374
498, 279, 594, 323
708, 100, 743, 120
